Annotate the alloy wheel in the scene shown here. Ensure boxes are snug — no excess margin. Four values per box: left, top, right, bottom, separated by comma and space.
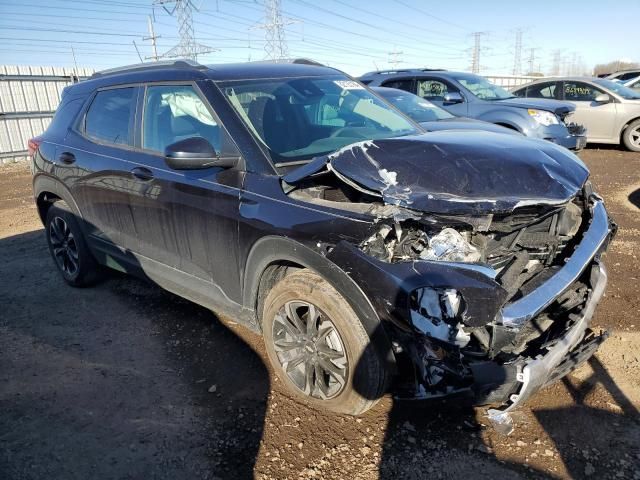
49, 216, 79, 277
272, 300, 348, 399
630, 125, 640, 148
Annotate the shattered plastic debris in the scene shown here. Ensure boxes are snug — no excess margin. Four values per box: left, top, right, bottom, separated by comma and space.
486, 410, 514, 435
421, 228, 481, 263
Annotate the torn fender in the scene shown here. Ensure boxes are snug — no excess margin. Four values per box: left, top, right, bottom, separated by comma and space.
327, 241, 508, 329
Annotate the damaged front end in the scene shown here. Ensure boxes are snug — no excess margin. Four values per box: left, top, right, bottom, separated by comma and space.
283, 133, 615, 411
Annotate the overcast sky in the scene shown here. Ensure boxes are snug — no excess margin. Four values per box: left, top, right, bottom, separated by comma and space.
0, 0, 637, 76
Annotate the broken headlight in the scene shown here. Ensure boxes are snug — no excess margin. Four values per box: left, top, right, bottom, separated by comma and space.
410, 288, 470, 347
527, 109, 559, 126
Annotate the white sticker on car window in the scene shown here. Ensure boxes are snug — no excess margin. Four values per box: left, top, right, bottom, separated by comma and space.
334, 80, 364, 90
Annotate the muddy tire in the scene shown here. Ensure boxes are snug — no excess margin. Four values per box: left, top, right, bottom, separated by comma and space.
45, 202, 102, 287
622, 119, 640, 152
262, 269, 387, 415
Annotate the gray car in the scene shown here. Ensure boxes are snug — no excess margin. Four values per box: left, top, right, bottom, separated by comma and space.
371, 86, 519, 135
359, 69, 586, 151
513, 77, 640, 151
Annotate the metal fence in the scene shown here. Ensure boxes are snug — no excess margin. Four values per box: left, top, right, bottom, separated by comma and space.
485, 74, 539, 90
0, 65, 93, 165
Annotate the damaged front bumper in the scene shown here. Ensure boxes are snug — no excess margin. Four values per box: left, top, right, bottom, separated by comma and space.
328, 197, 614, 410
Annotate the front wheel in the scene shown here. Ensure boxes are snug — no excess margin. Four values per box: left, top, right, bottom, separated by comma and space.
622, 119, 640, 152
45, 202, 102, 287
262, 270, 387, 415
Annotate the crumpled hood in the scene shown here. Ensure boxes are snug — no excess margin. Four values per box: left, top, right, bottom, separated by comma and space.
283, 131, 589, 215
494, 97, 575, 116
420, 117, 520, 136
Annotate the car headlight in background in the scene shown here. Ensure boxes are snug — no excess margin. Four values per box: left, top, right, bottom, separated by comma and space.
528, 109, 559, 126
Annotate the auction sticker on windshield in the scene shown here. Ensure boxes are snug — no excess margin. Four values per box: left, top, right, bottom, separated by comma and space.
334, 80, 364, 90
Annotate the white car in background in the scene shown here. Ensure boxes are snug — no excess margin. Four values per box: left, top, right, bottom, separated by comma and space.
513, 77, 640, 151
624, 76, 640, 92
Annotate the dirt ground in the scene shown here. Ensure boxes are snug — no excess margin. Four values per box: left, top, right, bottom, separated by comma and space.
1, 148, 639, 480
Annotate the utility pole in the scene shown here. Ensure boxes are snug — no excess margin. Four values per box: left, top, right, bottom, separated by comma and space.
154, 0, 217, 60
512, 28, 523, 75
255, 0, 297, 60
70, 46, 79, 80
388, 49, 403, 69
470, 32, 486, 74
144, 15, 160, 61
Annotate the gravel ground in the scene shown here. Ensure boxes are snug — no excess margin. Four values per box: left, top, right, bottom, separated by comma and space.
1, 147, 639, 480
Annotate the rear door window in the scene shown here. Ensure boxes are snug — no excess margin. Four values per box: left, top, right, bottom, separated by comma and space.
381, 78, 415, 93
525, 82, 558, 99
84, 87, 136, 146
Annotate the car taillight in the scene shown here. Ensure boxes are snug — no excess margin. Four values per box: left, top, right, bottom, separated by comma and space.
28, 136, 42, 158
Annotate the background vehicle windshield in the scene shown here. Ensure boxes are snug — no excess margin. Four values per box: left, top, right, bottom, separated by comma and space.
376, 89, 454, 122
219, 75, 419, 164
452, 73, 515, 100
593, 78, 640, 100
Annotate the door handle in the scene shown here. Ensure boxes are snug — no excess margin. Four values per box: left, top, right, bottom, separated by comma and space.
58, 152, 76, 164
131, 166, 154, 181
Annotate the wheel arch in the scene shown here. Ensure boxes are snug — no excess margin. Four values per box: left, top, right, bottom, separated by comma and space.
620, 115, 640, 141
33, 174, 83, 225
243, 236, 396, 369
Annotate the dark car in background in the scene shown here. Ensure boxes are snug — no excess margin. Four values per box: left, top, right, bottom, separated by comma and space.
372, 86, 518, 135
30, 60, 613, 419
360, 69, 587, 150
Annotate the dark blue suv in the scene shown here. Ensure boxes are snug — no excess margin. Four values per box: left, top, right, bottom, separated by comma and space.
30, 60, 612, 419
360, 69, 587, 150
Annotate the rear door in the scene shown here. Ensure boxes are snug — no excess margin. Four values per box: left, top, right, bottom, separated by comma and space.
561, 81, 618, 141
64, 85, 141, 251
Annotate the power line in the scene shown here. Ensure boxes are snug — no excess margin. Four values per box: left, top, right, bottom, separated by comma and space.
253, 0, 297, 60
470, 32, 487, 74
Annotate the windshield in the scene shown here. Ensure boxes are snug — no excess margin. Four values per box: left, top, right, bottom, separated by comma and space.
452, 73, 515, 100
376, 89, 454, 122
219, 75, 419, 164
593, 78, 640, 100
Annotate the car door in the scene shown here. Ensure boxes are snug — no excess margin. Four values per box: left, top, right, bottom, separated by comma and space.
64, 85, 142, 252
416, 77, 468, 116
561, 81, 618, 141
518, 81, 561, 100
124, 82, 243, 295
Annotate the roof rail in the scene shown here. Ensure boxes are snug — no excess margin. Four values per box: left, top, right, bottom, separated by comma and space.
89, 59, 207, 79
361, 67, 447, 77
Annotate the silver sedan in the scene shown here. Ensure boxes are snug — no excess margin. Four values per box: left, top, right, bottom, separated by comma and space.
513, 77, 640, 151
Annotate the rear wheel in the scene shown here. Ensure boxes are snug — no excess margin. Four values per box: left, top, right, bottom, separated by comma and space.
622, 119, 640, 152
262, 269, 387, 415
45, 202, 102, 287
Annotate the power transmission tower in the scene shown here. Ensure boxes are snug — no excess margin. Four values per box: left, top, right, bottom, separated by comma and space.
470, 32, 486, 74
527, 47, 537, 74
388, 49, 403, 69
154, 0, 217, 60
512, 28, 523, 75
255, 0, 297, 60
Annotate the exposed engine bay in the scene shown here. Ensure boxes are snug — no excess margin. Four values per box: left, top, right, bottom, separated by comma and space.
283, 134, 613, 409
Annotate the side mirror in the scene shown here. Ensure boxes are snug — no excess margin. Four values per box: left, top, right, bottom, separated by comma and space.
443, 92, 464, 104
594, 93, 611, 103
164, 137, 237, 170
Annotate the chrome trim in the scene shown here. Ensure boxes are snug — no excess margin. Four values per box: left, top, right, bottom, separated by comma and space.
501, 199, 610, 328
488, 262, 608, 418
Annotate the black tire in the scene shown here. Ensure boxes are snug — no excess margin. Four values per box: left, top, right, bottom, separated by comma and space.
622, 119, 640, 152
262, 269, 387, 415
45, 202, 102, 287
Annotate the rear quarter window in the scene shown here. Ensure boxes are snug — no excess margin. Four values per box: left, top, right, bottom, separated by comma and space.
84, 87, 136, 146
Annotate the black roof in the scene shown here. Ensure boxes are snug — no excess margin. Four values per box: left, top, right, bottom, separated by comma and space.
69, 59, 343, 94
